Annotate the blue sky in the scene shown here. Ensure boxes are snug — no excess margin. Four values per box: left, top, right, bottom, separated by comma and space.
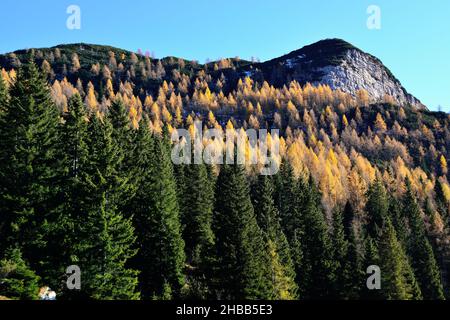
0, 0, 449, 111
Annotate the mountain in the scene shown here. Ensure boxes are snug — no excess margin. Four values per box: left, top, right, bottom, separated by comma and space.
2, 39, 450, 301
0, 39, 424, 109
240, 39, 425, 109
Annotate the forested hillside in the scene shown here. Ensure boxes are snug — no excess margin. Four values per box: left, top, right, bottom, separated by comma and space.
0, 41, 449, 300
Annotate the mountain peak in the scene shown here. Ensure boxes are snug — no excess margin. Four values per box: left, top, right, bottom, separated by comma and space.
255, 39, 425, 109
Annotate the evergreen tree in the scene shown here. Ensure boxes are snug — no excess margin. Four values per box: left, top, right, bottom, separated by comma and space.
274, 161, 299, 240
73, 115, 139, 300
327, 202, 364, 299
342, 201, 355, 239
434, 180, 448, 217
389, 195, 408, 247
273, 161, 304, 296
82, 197, 140, 300
178, 158, 216, 299
251, 174, 298, 299
297, 177, 336, 299
331, 208, 350, 298
378, 219, 422, 300
107, 98, 137, 213
344, 229, 364, 299
132, 127, 185, 299
360, 236, 383, 300
46, 93, 90, 292
0, 60, 63, 281
365, 178, 389, 239
403, 182, 445, 299
0, 248, 40, 300
181, 161, 215, 265
212, 164, 271, 299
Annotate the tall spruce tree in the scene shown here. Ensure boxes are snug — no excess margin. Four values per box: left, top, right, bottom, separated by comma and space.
251, 174, 298, 299
72, 115, 139, 300
360, 236, 383, 299
365, 178, 389, 239
273, 161, 304, 296
179, 159, 215, 299
275, 161, 300, 240
0, 248, 41, 300
0, 60, 63, 281
345, 206, 365, 299
389, 195, 408, 248
107, 98, 137, 214
47, 93, 91, 292
297, 177, 336, 299
181, 161, 215, 265
403, 182, 445, 299
378, 219, 422, 300
212, 164, 272, 299
132, 127, 185, 299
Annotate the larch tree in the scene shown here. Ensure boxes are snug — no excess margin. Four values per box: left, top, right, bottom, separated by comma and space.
374, 113, 387, 132
0, 71, 9, 115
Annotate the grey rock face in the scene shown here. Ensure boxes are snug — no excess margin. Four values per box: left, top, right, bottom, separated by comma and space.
311, 50, 424, 109
257, 39, 426, 110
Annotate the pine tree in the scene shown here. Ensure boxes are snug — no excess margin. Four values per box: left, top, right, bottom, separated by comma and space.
251, 175, 298, 299
0, 60, 63, 281
178, 159, 216, 299
297, 177, 336, 299
360, 236, 383, 299
48, 93, 91, 292
72, 115, 139, 300
344, 229, 364, 299
365, 179, 389, 239
107, 98, 137, 213
378, 219, 422, 300
273, 161, 304, 296
274, 161, 299, 240
132, 127, 185, 299
0, 248, 41, 300
331, 208, 349, 298
335, 203, 365, 299
403, 182, 445, 299
82, 196, 140, 300
181, 161, 215, 265
212, 164, 272, 299
389, 195, 408, 247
